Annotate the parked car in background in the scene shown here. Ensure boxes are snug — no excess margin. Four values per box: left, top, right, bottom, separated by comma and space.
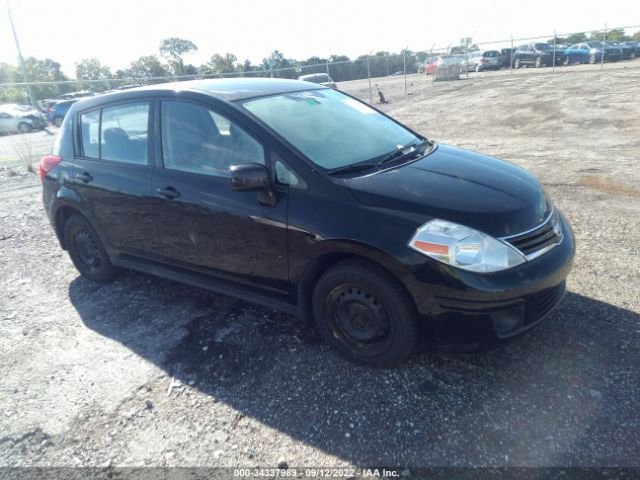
40, 78, 574, 366
48, 99, 77, 127
608, 41, 634, 59
460, 50, 501, 72
563, 42, 622, 64
0, 103, 47, 134
57, 90, 96, 101
499, 48, 515, 68
621, 41, 639, 58
424, 55, 462, 75
298, 73, 337, 89
512, 43, 564, 68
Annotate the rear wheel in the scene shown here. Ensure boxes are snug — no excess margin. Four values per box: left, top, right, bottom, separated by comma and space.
64, 214, 118, 283
17, 122, 32, 134
312, 260, 418, 367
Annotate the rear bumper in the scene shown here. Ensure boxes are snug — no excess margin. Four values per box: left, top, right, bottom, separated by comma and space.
405, 212, 575, 348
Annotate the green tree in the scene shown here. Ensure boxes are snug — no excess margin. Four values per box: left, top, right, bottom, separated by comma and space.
238, 59, 261, 76
605, 29, 627, 41
126, 55, 169, 79
75, 57, 111, 92
206, 53, 238, 75
261, 50, 295, 78
159, 37, 198, 75
564, 32, 588, 44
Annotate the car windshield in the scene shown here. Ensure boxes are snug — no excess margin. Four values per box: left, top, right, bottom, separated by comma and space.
242, 88, 419, 170
587, 42, 603, 48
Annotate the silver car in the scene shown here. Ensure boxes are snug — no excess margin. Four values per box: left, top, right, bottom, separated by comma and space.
461, 50, 502, 72
0, 103, 47, 134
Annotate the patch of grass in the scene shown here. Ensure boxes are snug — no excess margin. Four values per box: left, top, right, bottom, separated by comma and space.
10, 135, 36, 173
579, 175, 640, 199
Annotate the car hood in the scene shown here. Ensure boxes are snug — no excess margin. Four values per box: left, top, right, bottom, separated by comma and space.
343, 144, 550, 237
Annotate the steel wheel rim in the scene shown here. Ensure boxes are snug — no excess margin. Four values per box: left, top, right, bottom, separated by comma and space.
74, 228, 101, 271
325, 284, 393, 354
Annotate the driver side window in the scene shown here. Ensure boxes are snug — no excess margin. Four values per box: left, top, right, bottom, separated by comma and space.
160, 100, 265, 178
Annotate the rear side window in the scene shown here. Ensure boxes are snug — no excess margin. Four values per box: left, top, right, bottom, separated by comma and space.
484, 51, 499, 57
101, 103, 149, 164
80, 110, 100, 158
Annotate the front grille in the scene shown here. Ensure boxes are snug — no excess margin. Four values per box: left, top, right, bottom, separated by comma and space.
503, 208, 562, 259
525, 282, 566, 325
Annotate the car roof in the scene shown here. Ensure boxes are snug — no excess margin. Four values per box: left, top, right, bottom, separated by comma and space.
66, 78, 327, 114
125, 78, 324, 101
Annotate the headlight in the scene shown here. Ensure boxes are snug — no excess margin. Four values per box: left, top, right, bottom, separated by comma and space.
408, 219, 526, 272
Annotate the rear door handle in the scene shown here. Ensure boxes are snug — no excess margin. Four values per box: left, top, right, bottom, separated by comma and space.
156, 186, 180, 199
75, 172, 93, 183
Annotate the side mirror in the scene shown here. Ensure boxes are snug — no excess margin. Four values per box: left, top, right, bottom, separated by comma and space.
230, 163, 270, 192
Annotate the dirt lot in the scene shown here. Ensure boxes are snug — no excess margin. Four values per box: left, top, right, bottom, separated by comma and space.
1, 65, 639, 470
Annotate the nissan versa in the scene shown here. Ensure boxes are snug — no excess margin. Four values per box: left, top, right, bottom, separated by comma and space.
40, 78, 575, 366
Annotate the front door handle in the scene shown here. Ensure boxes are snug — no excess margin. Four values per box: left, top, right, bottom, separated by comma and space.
75, 172, 93, 183
156, 186, 180, 199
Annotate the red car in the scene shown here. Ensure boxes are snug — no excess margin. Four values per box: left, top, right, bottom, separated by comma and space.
423, 55, 462, 75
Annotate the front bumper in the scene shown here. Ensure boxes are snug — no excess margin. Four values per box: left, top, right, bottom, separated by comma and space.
405, 212, 575, 348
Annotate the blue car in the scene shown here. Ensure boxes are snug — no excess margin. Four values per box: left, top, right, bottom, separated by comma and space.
47, 99, 76, 127
563, 42, 622, 65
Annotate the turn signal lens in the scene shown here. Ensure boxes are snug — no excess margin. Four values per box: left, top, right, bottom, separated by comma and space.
408, 219, 526, 273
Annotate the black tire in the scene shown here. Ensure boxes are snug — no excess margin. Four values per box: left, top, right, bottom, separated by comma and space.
312, 259, 418, 367
53, 116, 63, 128
18, 122, 32, 134
64, 214, 118, 283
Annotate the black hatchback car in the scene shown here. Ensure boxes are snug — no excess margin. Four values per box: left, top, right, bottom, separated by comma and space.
40, 78, 574, 366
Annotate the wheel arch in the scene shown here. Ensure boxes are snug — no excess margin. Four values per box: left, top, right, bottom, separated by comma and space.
296, 240, 418, 324
51, 191, 97, 250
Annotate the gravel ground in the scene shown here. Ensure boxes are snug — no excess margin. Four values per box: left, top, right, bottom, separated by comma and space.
0, 64, 639, 469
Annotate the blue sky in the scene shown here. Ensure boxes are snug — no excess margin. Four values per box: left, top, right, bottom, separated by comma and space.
1, 0, 639, 76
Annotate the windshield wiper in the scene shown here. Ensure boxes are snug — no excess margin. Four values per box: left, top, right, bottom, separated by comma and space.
377, 139, 433, 167
327, 162, 378, 175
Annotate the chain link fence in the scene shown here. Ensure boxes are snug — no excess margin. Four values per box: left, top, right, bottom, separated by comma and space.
1, 24, 639, 168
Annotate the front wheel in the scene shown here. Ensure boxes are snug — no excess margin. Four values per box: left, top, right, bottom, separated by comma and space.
64, 214, 119, 283
17, 122, 32, 134
312, 260, 418, 367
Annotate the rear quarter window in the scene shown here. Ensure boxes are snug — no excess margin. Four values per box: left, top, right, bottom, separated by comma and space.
80, 110, 100, 158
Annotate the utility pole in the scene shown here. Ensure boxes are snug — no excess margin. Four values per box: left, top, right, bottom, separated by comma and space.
6, 0, 36, 106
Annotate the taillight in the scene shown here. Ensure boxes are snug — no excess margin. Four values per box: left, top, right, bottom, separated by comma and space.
39, 155, 62, 182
